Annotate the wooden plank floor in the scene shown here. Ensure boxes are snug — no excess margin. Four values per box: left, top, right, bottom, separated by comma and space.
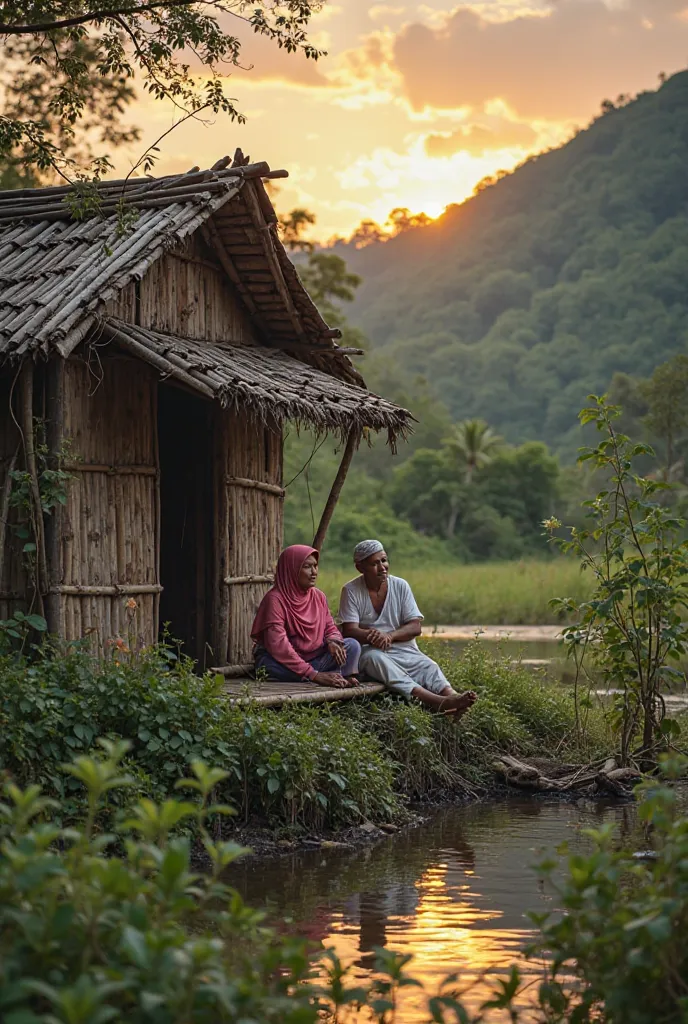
222, 678, 386, 707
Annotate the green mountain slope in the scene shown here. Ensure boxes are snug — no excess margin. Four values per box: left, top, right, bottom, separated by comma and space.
336, 71, 688, 459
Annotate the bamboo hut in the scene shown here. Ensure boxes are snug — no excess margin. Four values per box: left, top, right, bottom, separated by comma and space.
0, 152, 411, 672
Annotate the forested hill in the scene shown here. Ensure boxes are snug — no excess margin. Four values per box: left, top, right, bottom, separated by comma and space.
334, 70, 688, 459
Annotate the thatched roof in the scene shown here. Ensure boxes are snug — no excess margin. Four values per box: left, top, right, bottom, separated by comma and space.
0, 155, 361, 384
100, 317, 412, 445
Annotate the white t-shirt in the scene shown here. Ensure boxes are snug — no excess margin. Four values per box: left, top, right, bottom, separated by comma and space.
338, 574, 424, 653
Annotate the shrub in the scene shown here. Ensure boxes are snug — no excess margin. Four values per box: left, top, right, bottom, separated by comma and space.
0, 645, 401, 831
2, 746, 687, 1023
549, 396, 688, 766
430, 639, 610, 762
0, 744, 332, 1024
0, 639, 606, 830
528, 756, 688, 1024
337, 642, 609, 796
339, 697, 469, 798
222, 702, 399, 826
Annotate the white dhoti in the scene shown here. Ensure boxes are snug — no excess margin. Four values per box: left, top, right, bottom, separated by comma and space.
359, 645, 454, 698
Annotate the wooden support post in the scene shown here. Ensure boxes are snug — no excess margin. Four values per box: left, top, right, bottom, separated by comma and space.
44, 358, 65, 636
212, 408, 231, 666
312, 429, 360, 552
20, 360, 49, 613
0, 446, 18, 602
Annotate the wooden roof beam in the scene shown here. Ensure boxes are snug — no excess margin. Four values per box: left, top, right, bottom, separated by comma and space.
240, 180, 306, 340
200, 220, 273, 343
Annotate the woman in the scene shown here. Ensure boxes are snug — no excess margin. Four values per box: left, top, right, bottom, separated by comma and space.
252, 545, 360, 688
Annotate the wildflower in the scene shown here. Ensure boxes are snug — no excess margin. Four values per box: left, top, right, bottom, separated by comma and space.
108, 636, 130, 654
542, 516, 562, 532
125, 597, 137, 610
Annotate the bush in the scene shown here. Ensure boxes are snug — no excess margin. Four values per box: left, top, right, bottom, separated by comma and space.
339, 697, 470, 798
0, 639, 608, 832
2, 745, 687, 1023
0, 645, 400, 831
0, 745, 325, 1024
527, 756, 688, 1024
337, 642, 609, 795
430, 639, 609, 764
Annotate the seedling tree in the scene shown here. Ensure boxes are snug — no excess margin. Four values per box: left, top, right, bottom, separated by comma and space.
546, 396, 688, 768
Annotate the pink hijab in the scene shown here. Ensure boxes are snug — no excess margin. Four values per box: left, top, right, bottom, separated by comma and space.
251, 544, 329, 647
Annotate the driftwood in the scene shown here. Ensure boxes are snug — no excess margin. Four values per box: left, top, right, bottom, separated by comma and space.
493, 754, 641, 797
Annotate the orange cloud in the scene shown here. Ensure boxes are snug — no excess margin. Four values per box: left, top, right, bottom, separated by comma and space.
392, 1, 688, 120
230, 28, 330, 87
425, 120, 537, 156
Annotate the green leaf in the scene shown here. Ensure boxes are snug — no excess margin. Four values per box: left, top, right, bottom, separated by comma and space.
24, 614, 47, 631
121, 926, 149, 969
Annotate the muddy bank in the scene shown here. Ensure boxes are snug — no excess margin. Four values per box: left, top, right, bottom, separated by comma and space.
190, 811, 430, 868
196, 768, 638, 867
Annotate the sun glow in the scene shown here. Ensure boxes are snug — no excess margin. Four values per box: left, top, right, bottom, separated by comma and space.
311, 861, 538, 1023
335, 135, 536, 238
108, 0, 688, 239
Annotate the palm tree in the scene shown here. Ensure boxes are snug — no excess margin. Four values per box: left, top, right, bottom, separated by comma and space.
443, 419, 503, 537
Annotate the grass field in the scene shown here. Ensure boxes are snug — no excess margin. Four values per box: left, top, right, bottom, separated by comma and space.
319, 557, 592, 625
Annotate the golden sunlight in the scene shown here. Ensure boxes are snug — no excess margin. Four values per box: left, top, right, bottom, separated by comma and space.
313, 861, 539, 1023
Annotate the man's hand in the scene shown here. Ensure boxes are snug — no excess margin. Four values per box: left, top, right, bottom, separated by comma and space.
327, 639, 347, 667
366, 628, 392, 651
312, 670, 353, 688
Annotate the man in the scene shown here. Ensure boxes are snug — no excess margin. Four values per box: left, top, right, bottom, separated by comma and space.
339, 540, 478, 717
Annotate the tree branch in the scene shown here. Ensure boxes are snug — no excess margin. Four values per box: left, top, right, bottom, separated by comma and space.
0, 0, 203, 34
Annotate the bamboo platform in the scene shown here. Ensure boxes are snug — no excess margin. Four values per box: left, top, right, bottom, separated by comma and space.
222, 678, 385, 707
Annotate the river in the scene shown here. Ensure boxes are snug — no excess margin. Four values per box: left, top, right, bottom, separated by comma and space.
228, 797, 641, 1021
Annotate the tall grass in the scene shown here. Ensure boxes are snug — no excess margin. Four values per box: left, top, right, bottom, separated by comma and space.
319, 557, 592, 625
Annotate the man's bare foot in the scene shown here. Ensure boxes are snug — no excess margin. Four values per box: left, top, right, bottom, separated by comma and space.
439, 690, 478, 718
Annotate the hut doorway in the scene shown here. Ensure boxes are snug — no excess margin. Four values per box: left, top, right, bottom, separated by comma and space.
158, 384, 213, 667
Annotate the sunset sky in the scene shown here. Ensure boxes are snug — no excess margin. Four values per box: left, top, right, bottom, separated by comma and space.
113, 0, 688, 239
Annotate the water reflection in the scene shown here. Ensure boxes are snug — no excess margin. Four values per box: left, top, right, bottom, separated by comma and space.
229, 799, 637, 1021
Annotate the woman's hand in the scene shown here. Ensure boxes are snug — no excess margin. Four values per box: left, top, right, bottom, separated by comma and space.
366, 628, 392, 651
312, 670, 352, 688
327, 639, 347, 666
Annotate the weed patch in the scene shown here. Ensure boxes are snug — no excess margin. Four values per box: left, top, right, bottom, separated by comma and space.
0, 642, 606, 832
338, 642, 608, 794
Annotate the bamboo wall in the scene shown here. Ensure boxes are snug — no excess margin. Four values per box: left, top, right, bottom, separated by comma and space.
105, 281, 136, 322
213, 409, 283, 667
57, 354, 159, 648
135, 234, 257, 344
0, 371, 27, 621
42, 227, 282, 665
